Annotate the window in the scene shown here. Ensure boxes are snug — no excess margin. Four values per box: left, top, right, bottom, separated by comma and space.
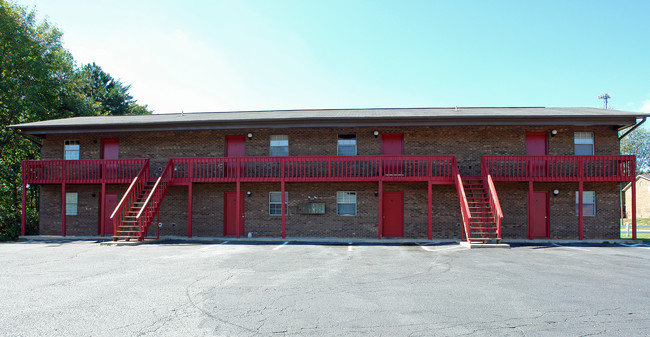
575, 191, 595, 216
337, 191, 357, 216
269, 192, 288, 216
337, 134, 357, 156
66, 192, 78, 215
64, 140, 80, 160
270, 135, 289, 156
574, 132, 594, 155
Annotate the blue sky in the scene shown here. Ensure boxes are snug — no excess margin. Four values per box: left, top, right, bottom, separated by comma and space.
15, 0, 650, 115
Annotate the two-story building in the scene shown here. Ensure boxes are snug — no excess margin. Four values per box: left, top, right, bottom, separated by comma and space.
10, 107, 647, 242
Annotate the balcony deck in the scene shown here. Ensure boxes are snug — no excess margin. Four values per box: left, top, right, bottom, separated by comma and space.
482, 155, 636, 182
23, 159, 149, 184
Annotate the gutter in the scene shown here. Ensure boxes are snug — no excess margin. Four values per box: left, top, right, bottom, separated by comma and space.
619, 117, 647, 140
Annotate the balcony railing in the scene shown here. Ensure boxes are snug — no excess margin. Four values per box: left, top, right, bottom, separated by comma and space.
23, 159, 149, 184
482, 155, 636, 182
170, 155, 457, 183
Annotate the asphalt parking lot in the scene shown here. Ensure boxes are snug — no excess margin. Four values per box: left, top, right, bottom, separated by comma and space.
1, 240, 649, 336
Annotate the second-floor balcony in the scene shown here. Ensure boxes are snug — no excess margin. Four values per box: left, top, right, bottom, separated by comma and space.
23, 159, 149, 184
482, 155, 636, 182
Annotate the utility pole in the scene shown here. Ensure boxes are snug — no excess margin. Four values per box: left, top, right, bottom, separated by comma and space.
598, 93, 611, 109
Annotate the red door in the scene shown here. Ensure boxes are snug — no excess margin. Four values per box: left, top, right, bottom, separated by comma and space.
381, 133, 404, 175
382, 191, 404, 237
103, 192, 118, 236
225, 136, 245, 177
101, 139, 119, 179
526, 133, 547, 177
530, 191, 549, 238
224, 191, 245, 236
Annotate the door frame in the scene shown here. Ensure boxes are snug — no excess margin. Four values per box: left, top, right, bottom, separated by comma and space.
525, 132, 548, 155
381, 190, 404, 237
381, 133, 404, 155
224, 191, 245, 236
528, 190, 549, 238
100, 192, 118, 236
100, 138, 119, 159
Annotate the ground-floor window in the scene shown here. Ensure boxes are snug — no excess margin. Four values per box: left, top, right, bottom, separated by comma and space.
66, 192, 78, 215
337, 191, 356, 216
575, 191, 595, 216
269, 192, 288, 216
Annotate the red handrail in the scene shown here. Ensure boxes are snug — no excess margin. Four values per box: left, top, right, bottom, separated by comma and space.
452, 158, 473, 241
481, 161, 503, 240
110, 160, 149, 237
23, 159, 148, 184
482, 155, 635, 182
135, 160, 174, 240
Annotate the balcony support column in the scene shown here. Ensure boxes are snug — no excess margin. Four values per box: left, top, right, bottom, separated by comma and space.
100, 182, 106, 236
61, 182, 66, 236
21, 167, 26, 236
378, 180, 383, 239
281, 181, 286, 238
527, 181, 533, 240
236, 180, 241, 238
578, 181, 584, 240
188, 182, 193, 238
427, 181, 432, 240
631, 177, 637, 240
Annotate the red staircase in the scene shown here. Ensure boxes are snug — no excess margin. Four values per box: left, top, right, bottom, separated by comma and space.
113, 180, 157, 241
463, 179, 501, 243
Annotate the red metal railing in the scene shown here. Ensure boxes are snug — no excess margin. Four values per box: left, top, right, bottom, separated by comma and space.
481, 161, 503, 240
482, 155, 636, 182
134, 160, 174, 240
110, 161, 150, 236
169, 155, 457, 183
23, 159, 148, 184
452, 159, 473, 241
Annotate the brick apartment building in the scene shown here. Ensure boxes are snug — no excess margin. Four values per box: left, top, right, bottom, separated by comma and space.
10, 107, 648, 242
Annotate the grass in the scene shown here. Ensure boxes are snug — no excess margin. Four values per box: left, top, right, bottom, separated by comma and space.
620, 217, 650, 240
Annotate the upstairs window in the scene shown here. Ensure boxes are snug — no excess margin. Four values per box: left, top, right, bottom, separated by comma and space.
575, 191, 595, 216
337, 134, 357, 156
269, 192, 288, 216
64, 140, 80, 160
66, 192, 78, 215
270, 135, 289, 156
337, 191, 357, 216
574, 132, 594, 155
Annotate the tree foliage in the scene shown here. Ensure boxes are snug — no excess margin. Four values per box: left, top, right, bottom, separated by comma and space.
621, 126, 650, 174
0, 0, 150, 240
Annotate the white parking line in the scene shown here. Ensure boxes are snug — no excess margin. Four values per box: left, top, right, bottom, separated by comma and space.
417, 244, 464, 252
273, 242, 289, 250
620, 243, 650, 250
219, 241, 230, 245
348, 243, 353, 252
551, 243, 590, 251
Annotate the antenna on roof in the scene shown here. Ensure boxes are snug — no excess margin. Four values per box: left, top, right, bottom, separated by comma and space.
598, 93, 611, 109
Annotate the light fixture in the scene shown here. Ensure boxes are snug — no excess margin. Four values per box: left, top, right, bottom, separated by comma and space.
374, 191, 379, 196
247, 133, 253, 140
553, 189, 559, 196
551, 130, 557, 137
373, 131, 379, 138
246, 191, 252, 196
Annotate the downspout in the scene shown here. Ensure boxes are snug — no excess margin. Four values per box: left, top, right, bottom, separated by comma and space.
618, 117, 646, 140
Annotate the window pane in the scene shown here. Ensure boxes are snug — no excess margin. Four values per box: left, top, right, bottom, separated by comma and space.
270, 147, 289, 156
337, 145, 356, 156
270, 204, 282, 215
575, 191, 595, 216
574, 144, 593, 155
337, 204, 356, 216
574, 132, 593, 144
64, 140, 80, 160
66, 193, 78, 215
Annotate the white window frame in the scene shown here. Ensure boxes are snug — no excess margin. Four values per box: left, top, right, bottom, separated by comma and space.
64, 140, 80, 160
575, 191, 595, 216
574, 132, 594, 155
269, 192, 288, 216
337, 191, 357, 216
270, 135, 289, 156
66, 192, 78, 215
337, 134, 357, 156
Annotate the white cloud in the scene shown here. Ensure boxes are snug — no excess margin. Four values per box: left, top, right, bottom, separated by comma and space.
640, 100, 650, 113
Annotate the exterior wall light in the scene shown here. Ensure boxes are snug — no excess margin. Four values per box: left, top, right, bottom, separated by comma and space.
373, 131, 379, 138
553, 189, 559, 196
247, 133, 253, 140
246, 191, 252, 196
551, 130, 557, 137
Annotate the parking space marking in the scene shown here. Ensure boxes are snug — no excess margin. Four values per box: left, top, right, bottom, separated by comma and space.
551, 243, 590, 251
417, 244, 465, 252
620, 243, 650, 250
348, 243, 353, 252
272, 242, 289, 250
219, 241, 230, 245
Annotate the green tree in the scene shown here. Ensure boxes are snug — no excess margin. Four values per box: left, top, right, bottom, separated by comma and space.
0, 0, 150, 240
621, 126, 650, 173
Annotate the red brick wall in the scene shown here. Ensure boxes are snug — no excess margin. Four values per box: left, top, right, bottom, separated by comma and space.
36, 125, 623, 239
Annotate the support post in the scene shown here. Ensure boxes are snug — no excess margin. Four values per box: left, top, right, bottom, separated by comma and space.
61, 183, 66, 236
578, 181, 584, 240
528, 181, 533, 240
100, 183, 106, 236
281, 181, 286, 238
236, 180, 241, 238
631, 177, 637, 240
427, 181, 432, 240
21, 167, 26, 236
188, 182, 193, 238
378, 181, 383, 239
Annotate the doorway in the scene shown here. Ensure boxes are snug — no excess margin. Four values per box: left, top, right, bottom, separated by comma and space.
224, 191, 245, 236
382, 191, 404, 237
529, 191, 549, 238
